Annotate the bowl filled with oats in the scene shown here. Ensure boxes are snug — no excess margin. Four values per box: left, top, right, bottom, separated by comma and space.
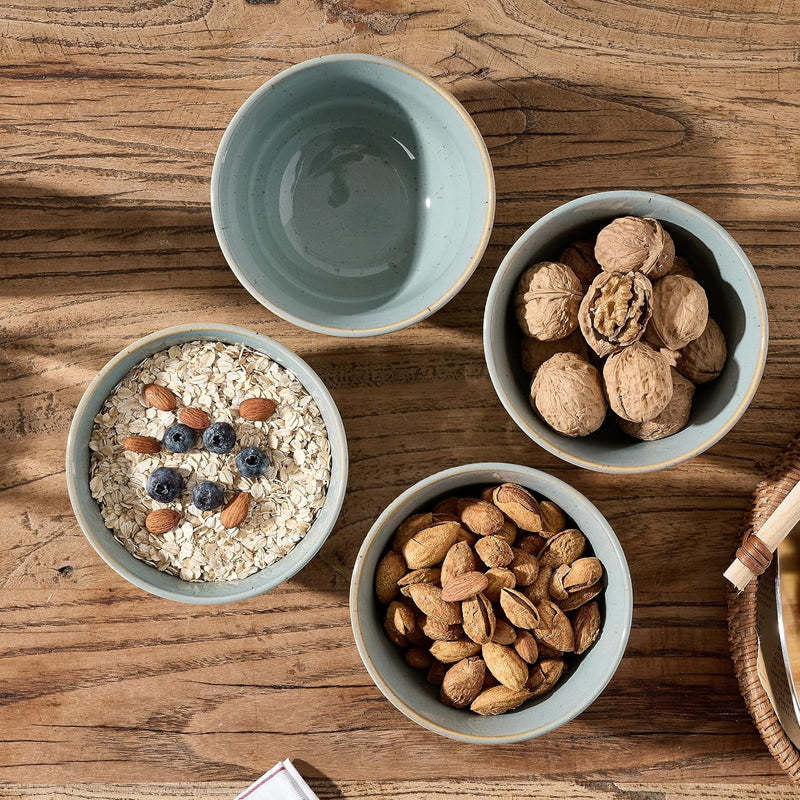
66, 324, 347, 603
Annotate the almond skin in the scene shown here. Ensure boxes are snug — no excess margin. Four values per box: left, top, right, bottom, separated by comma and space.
238, 397, 277, 421
145, 509, 181, 534
470, 685, 533, 716
441, 571, 489, 602
481, 642, 529, 691
142, 383, 176, 411
178, 407, 210, 429
220, 492, 250, 529
122, 435, 161, 454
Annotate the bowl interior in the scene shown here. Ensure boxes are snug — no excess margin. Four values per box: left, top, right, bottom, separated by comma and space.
485, 192, 768, 472
66, 325, 348, 603
213, 55, 493, 333
350, 464, 632, 743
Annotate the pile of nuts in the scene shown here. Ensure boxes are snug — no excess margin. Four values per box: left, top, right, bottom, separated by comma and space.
374, 483, 605, 716
515, 216, 728, 440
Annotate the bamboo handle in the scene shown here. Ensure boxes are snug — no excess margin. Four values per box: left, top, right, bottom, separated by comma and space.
725, 480, 800, 590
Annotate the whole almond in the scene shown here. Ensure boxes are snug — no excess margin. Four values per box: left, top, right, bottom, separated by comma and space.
142, 383, 176, 411
401, 583, 462, 625
385, 600, 416, 641
492, 483, 542, 531
122, 435, 161, 454
392, 512, 434, 552
482, 670, 500, 690
402, 522, 461, 569
484, 567, 516, 602
420, 615, 462, 642
441, 540, 476, 585
549, 564, 571, 601
525, 565, 553, 603
517, 533, 547, 554
481, 641, 529, 691
539, 500, 566, 536
427, 661, 447, 685
441, 571, 489, 602
430, 638, 481, 663
458, 498, 505, 536
397, 567, 441, 587
238, 397, 277, 421
455, 527, 478, 547
375, 551, 407, 604
433, 512, 462, 525
475, 535, 514, 568
441, 656, 486, 708
220, 492, 250, 529
492, 619, 518, 646
433, 496, 462, 516
526, 658, 565, 697
573, 601, 601, 654
462, 593, 496, 644
558, 584, 602, 611
534, 600, 575, 652
405, 648, 434, 670
563, 557, 603, 592
539, 529, 587, 568
496, 518, 519, 546
178, 407, 210, 429
145, 509, 181, 534
470, 685, 533, 716
509, 548, 539, 586
514, 630, 539, 664
500, 588, 540, 630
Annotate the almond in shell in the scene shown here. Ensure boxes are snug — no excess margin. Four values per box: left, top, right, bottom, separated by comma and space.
401, 583, 462, 625
122, 435, 161, 454
526, 658, 566, 697
495, 518, 518, 546
462, 593, 496, 645
558, 584, 602, 611
405, 648, 434, 670
427, 661, 447, 685
492, 619, 518, 646
492, 483, 542, 531
440, 656, 486, 708
470, 685, 533, 716
534, 600, 575, 652
375, 551, 407, 604
525, 564, 553, 603
238, 397, 277, 421
458, 498, 505, 536
539, 500, 566, 536
517, 533, 547, 554
420, 615, 462, 642
549, 564, 571, 601
220, 492, 250, 529
440, 540, 476, 585
433, 496, 461, 516
430, 637, 482, 663
145, 509, 181, 534
397, 568, 441, 587
509, 548, 539, 586
500, 588, 540, 630
538, 528, 587, 567
392, 513, 434, 552
475, 536, 514, 568
573, 601, 601, 654
563, 557, 603, 592
402, 522, 461, 569
142, 383, 176, 411
481, 642, 529, 691
385, 600, 416, 643
441, 571, 489, 602
483, 567, 516, 602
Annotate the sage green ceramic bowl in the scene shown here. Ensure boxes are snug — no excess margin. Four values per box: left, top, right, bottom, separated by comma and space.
211, 54, 495, 337
484, 191, 769, 473
66, 324, 348, 604
350, 463, 632, 743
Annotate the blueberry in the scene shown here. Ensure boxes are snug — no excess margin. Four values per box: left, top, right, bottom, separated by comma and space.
163, 423, 195, 453
192, 481, 225, 511
202, 421, 236, 454
236, 446, 270, 479
146, 467, 183, 503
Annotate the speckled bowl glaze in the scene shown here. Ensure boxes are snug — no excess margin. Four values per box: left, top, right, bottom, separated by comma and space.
66, 324, 348, 604
484, 191, 769, 473
211, 54, 495, 337
350, 463, 632, 743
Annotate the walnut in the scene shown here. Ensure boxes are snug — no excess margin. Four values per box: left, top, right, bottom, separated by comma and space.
675, 318, 727, 384
578, 271, 653, 357
594, 217, 675, 278
521, 329, 588, 375
558, 240, 600, 290
530, 353, 607, 437
649, 275, 708, 351
670, 255, 694, 279
619, 369, 695, 440
603, 341, 673, 423
514, 262, 582, 341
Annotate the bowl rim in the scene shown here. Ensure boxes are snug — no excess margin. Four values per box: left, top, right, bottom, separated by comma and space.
483, 190, 769, 474
65, 322, 349, 604
210, 52, 496, 338
349, 462, 633, 743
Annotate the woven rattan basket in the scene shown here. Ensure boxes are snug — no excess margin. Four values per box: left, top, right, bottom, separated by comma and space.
728, 436, 800, 781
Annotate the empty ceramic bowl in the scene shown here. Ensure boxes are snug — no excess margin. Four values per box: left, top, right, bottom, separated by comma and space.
66, 324, 348, 604
350, 463, 632, 743
211, 54, 495, 336
483, 191, 769, 473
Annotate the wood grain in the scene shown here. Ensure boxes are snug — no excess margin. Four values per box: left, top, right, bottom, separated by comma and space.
1, 0, 799, 794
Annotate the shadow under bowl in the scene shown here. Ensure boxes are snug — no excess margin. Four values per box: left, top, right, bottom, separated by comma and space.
66, 323, 348, 604
350, 463, 632, 743
484, 191, 769, 473
212, 54, 495, 337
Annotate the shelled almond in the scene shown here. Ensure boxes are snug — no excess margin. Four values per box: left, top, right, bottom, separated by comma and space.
374, 483, 605, 715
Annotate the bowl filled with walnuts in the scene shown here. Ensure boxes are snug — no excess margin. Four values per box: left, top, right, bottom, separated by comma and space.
483, 191, 769, 472
349, 463, 632, 743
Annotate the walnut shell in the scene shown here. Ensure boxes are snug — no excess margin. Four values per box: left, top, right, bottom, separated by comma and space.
578, 271, 653, 357
521, 329, 588, 375
603, 341, 673, 423
650, 275, 709, 350
619, 369, 695, 440
676, 318, 727, 384
558, 240, 601, 290
595, 216, 675, 278
530, 353, 607, 437
514, 262, 583, 341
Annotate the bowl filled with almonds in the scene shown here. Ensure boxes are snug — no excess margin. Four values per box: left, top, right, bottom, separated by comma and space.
349, 463, 632, 743
483, 191, 768, 472
66, 323, 348, 603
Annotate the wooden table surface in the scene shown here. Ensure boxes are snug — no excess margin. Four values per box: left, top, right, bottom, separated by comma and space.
2, 0, 799, 797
